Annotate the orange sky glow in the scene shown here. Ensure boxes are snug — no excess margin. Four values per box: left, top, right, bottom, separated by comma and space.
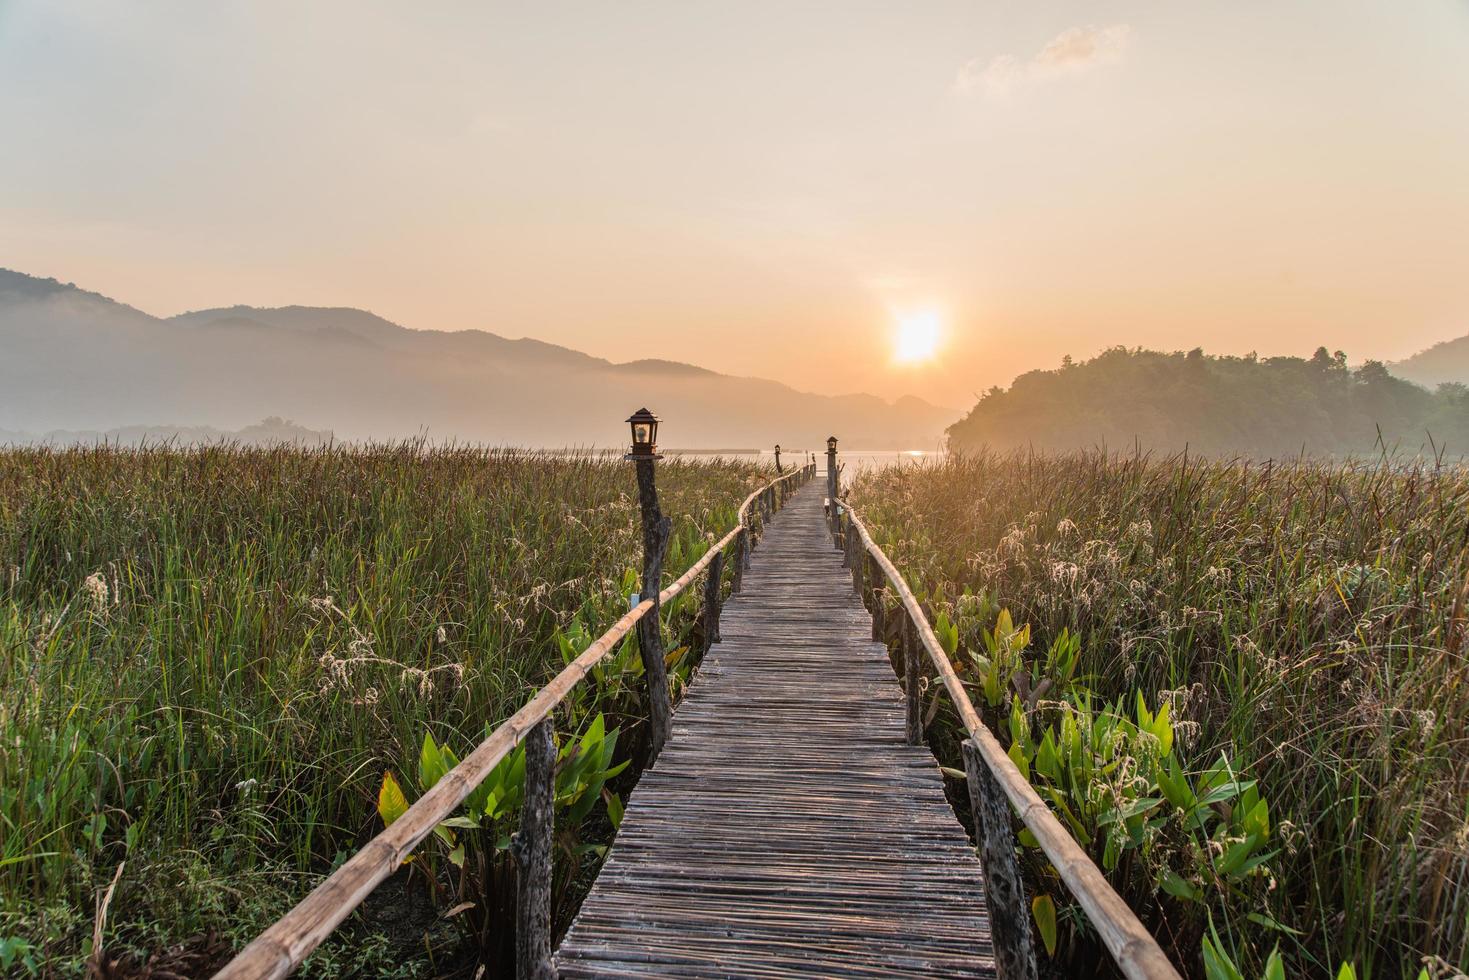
2, 2, 1467, 409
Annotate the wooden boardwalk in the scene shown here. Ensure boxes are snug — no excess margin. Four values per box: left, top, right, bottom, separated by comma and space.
555, 485, 996, 978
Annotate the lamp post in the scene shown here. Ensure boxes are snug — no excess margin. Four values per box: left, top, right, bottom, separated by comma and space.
826, 436, 839, 537
625, 408, 673, 758
774, 444, 783, 475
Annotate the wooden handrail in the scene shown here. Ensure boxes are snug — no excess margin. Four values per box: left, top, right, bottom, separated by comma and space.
835, 498, 1182, 980
214, 463, 814, 980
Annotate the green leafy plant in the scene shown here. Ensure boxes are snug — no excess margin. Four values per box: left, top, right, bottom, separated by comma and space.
377, 714, 628, 957
0, 937, 39, 976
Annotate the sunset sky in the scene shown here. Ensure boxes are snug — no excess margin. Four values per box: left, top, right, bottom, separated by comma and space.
2, 1, 1467, 409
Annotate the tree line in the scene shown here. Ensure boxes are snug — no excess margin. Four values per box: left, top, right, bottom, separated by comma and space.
946, 346, 1469, 458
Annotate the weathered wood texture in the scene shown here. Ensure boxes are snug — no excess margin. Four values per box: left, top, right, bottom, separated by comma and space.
555, 487, 997, 979
700, 550, 724, 654
634, 458, 674, 758
512, 720, 556, 980
963, 740, 1037, 980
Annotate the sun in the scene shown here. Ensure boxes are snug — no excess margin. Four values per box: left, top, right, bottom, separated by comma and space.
892, 309, 943, 365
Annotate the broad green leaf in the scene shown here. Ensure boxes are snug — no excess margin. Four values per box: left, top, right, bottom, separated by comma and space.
1008, 741, 1030, 781
1152, 700, 1173, 755
1248, 912, 1303, 936
1201, 933, 1245, 980
1031, 894, 1058, 957
1158, 868, 1199, 901
1199, 778, 1255, 808
1098, 797, 1162, 827
1035, 729, 1061, 783
1263, 948, 1285, 980
1157, 755, 1194, 811
377, 771, 409, 828
1243, 797, 1270, 839
603, 788, 625, 830
419, 732, 447, 792
439, 815, 481, 830
1217, 833, 1262, 875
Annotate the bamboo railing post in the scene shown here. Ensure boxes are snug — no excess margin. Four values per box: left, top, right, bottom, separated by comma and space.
963, 738, 1037, 980
511, 719, 555, 980
903, 614, 922, 745
702, 551, 724, 655
633, 457, 673, 758
849, 534, 863, 595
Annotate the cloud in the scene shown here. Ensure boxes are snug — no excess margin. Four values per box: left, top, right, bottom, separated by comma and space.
953, 24, 1131, 99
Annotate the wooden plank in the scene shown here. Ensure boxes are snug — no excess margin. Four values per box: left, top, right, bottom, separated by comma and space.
554, 487, 997, 978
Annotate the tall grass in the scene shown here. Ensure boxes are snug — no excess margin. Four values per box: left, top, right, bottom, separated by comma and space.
852, 450, 1468, 979
0, 444, 769, 976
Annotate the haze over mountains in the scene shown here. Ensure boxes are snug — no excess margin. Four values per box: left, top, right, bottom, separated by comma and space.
1390, 337, 1469, 390
0, 270, 953, 449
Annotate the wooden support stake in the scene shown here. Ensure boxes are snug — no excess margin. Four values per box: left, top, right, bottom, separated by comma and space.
867, 554, 885, 642
634, 458, 674, 759
826, 445, 839, 537
849, 536, 864, 595
701, 551, 724, 655
903, 615, 922, 745
963, 738, 1038, 980
732, 528, 747, 593
511, 719, 555, 980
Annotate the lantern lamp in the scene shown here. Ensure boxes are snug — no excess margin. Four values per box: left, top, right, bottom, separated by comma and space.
827, 435, 838, 452
625, 408, 663, 460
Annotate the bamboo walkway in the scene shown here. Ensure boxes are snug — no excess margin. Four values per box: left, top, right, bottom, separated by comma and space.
555, 485, 996, 978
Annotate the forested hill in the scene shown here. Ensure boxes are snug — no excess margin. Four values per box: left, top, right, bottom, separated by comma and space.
946, 347, 1469, 457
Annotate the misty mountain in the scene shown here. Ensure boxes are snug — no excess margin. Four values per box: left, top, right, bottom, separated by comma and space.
1390, 334, 1469, 389
0, 417, 334, 447
0, 270, 954, 449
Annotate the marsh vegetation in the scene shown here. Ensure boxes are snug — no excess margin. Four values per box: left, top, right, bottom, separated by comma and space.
0, 445, 769, 976
852, 451, 1468, 978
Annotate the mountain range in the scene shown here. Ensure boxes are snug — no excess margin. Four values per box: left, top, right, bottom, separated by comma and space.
0, 269, 954, 449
